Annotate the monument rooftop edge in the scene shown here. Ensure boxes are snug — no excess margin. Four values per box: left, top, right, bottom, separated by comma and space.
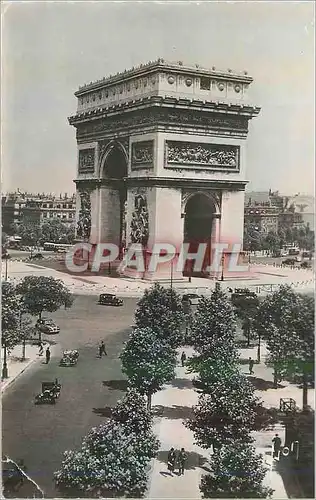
72, 59, 259, 117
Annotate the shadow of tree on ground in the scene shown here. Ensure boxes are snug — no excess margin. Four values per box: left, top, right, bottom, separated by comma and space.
157, 450, 207, 472
102, 380, 128, 391
247, 377, 285, 391
169, 378, 193, 390
152, 405, 193, 420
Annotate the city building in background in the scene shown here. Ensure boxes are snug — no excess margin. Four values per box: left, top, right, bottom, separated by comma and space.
244, 190, 314, 234
1, 191, 76, 234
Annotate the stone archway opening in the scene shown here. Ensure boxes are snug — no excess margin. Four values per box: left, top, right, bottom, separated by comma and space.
101, 145, 128, 256
184, 193, 216, 277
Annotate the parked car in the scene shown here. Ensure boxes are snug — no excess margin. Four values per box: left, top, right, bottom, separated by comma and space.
230, 287, 257, 300
301, 261, 311, 269
30, 253, 44, 260
282, 258, 298, 266
182, 293, 200, 306
98, 293, 123, 306
36, 318, 60, 334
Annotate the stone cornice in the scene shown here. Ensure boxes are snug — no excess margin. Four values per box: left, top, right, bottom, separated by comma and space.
75, 59, 253, 95
69, 95, 261, 126
126, 177, 248, 191
74, 177, 248, 191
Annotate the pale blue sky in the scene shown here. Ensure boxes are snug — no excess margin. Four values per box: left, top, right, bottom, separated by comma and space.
2, 1, 315, 195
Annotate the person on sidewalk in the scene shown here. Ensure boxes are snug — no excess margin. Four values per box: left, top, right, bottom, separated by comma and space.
167, 447, 176, 474
181, 351, 186, 367
248, 357, 254, 375
38, 343, 44, 356
99, 341, 107, 357
45, 347, 51, 364
272, 434, 282, 459
177, 448, 187, 476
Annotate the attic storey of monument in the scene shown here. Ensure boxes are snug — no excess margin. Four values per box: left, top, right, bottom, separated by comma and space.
69, 59, 261, 280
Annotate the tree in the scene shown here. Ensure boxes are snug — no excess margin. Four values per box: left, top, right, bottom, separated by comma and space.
41, 219, 75, 244
2, 282, 24, 351
54, 391, 159, 497
16, 276, 73, 342
111, 389, 152, 434
190, 283, 236, 356
1, 282, 24, 379
12, 220, 42, 247
186, 369, 260, 449
134, 283, 185, 348
54, 420, 158, 498
120, 326, 176, 409
255, 286, 314, 406
200, 440, 273, 498
231, 290, 259, 347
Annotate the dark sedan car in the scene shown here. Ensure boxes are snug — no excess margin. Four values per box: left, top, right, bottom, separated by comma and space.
36, 318, 60, 334
182, 293, 201, 306
98, 293, 123, 306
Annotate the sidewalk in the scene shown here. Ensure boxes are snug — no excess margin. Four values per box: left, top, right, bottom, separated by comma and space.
147, 346, 297, 499
1, 342, 49, 393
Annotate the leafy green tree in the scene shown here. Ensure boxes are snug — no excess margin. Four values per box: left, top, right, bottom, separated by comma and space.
12, 220, 42, 247
135, 283, 184, 348
120, 326, 176, 409
16, 276, 73, 342
200, 440, 273, 498
190, 283, 236, 356
41, 219, 75, 244
111, 389, 153, 434
54, 419, 159, 498
186, 369, 260, 449
263, 231, 281, 255
231, 290, 259, 347
255, 286, 314, 407
1, 282, 24, 351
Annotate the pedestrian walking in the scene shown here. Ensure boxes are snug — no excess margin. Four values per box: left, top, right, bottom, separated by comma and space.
181, 351, 186, 367
272, 434, 282, 458
99, 341, 107, 357
177, 448, 187, 476
167, 447, 176, 474
248, 357, 254, 374
38, 343, 43, 356
45, 347, 51, 364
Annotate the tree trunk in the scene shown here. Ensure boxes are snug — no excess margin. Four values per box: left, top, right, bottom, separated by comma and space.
257, 333, 261, 363
147, 392, 152, 410
247, 326, 251, 347
38, 312, 42, 344
302, 368, 308, 411
273, 368, 278, 388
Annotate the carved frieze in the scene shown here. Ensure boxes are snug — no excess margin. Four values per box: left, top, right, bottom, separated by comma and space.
131, 141, 154, 169
165, 141, 239, 170
76, 109, 249, 139
130, 194, 149, 245
77, 190, 92, 241
78, 148, 95, 174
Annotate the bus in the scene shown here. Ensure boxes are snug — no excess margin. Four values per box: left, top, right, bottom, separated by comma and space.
43, 242, 73, 252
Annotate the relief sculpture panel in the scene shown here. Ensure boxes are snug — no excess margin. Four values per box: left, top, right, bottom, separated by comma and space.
165, 141, 239, 170
78, 148, 95, 174
77, 190, 92, 241
131, 140, 154, 169
130, 194, 149, 245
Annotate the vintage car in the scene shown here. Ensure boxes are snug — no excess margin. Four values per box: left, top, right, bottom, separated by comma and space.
36, 318, 60, 334
98, 293, 123, 306
181, 293, 201, 306
59, 350, 79, 367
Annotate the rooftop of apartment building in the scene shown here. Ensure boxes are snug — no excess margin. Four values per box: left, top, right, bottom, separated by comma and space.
2, 191, 76, 204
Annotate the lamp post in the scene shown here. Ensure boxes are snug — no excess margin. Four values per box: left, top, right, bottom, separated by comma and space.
257, 332, 261, 362
3, 254, 9, 281
220, 254, 225, 281
170, 260, 173, 291
2, 343, 8, 379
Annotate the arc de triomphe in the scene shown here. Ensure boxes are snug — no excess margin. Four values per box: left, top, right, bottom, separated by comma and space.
69, 59, 260, 280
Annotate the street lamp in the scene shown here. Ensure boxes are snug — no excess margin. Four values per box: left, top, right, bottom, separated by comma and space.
170, 259, 174, 291
2, 343, 8, 379
3, 253, 10, 281
220, 254, 225, 281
